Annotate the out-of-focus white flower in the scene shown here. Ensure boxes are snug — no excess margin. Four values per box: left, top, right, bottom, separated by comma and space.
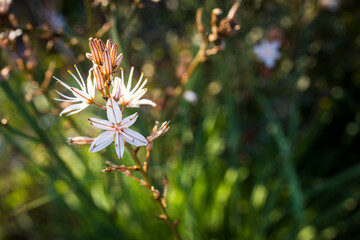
0, 0, 11, 15
320, 0, 340, 11
253, 40, 281, 68
183, 90, 198, 104
53, 66, 96, 116
111, 66, 156, 108
88, 98, 148, 159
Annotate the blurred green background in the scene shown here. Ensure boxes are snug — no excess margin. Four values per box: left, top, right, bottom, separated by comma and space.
1, 0, 360, 239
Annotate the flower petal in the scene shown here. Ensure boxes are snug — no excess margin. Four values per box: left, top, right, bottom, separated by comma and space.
59, 103, 88, 116
121, 128, 148, 146
89, 118, 113, 130
54, 76, 72, 91
106, 98, 122, 124
71, 87, 91, 102
130, 99, 156, 107
115, 131, 125, 159
73, 66, 86, 92
120, 112, 138, 128
53, 98, 80, 103
127, 66, 134, 92
129, 74, 145, 95
89, 131, 114, 153
87, 68, 96, 98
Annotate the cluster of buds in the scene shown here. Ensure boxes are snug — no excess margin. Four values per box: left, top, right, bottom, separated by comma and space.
86, 38, 123, 94
196, 3, 240, 55
208, 3, 240, 43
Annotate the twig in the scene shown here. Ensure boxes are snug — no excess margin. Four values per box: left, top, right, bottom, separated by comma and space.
125, 143, 181, 240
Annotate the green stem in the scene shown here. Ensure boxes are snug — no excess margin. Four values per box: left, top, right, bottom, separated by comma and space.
125, 143, 181, 240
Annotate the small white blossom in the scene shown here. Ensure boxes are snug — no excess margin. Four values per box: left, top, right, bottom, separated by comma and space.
53, 66, 96, 116
320, 0, 340, 11
183, 90, 198, 104
253, 40, 281, 68
111, 67, 156, 108
88, 98, 148, 159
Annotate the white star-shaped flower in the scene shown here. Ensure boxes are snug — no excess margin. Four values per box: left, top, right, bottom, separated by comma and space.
253, 40, 281, 68
88, 98, 148, 159
53, 66, 96, 116
111, 67, 156, 108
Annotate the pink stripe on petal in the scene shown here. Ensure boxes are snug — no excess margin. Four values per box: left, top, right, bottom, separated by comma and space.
115, 132, 125, 159
71, 88, 91, 102
106, 98, 122, 125
88, 118, 113, 130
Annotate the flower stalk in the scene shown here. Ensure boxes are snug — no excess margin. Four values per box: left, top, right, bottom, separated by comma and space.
125, 143, 181, 240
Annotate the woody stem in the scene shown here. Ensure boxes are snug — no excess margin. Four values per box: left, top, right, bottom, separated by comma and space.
125, 143, 181, 240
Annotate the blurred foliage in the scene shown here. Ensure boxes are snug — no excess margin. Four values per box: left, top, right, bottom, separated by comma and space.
1, 0, 360, 239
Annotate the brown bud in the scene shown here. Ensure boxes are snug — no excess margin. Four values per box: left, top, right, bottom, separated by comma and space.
102, 49, 112, 75
110, 44, 118, 67
106, 39, 114, 51
68, 136, 94, 145
93, 65, 105, 91
89, 38, 102, 65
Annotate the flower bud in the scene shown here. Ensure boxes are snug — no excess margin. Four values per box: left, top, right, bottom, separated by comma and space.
89, 38, 102, 65
147, 121, 170, 143
110, 44, 118, 67
93, 65, 105, 91
102, 49, 112, 75
68, 136, 94, 145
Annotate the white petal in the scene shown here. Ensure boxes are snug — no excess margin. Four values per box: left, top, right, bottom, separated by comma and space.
65, 106, 88, 116
89, 118, 114, 130
128, 88, 147, 103
55, 90, 78, 101
89, 131, 114, 153
121, 128, 148, 146
106, 98, 122, 124
133, 99, 156, 107
114, 132, 125, 159
87, 68, 95, 98
120, 69, 127, 94
127, 66, 134, 92
264, 58, 275, 68
71, 88, 91, 102
120, 112, 138, 128
59, 103, 88, 116
111, 77, 121, 100
53, 98, 80, 103
129, 74, 144, 95
54, 76, 72, 91
73, 66, 86, 92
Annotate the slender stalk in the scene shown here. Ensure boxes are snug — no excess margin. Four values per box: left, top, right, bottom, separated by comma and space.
164, 48, 205, 120
125, 143, 181, 240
